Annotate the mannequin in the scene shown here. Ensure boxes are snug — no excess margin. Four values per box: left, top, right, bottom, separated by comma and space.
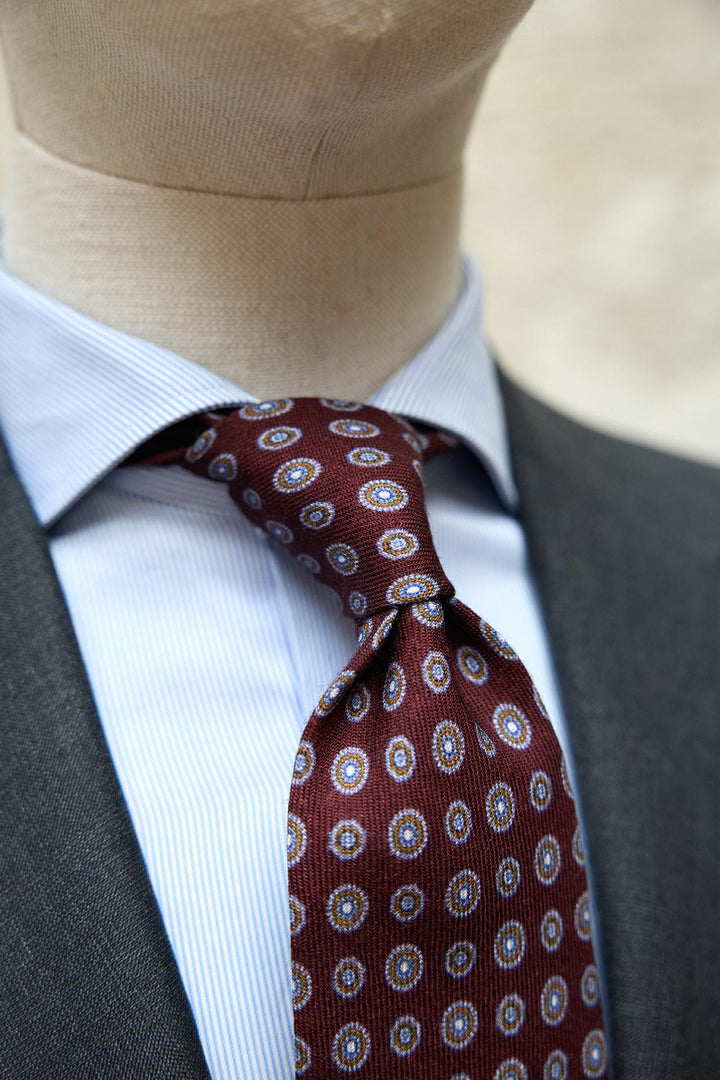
0, 0, 532, 399
2, 7, 720, 1079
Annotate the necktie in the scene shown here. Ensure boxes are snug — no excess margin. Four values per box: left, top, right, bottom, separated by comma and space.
170, 397, 607, 1080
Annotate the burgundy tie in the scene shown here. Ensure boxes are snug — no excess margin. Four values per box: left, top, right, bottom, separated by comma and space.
173, 397, 607, 1080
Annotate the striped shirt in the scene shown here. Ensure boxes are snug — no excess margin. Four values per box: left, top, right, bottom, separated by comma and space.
0, 253, 602, 1079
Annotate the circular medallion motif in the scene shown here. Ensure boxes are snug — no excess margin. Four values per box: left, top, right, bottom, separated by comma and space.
273, 457, 322, 493
333, 957, 366, 999
389, 1015, 421, 1058
529, 770, 553, 811
295, 1037, 311, 1076
486, 782, 516, 833
299, 500, 335, 530
575, 891, 592, 941
402, 429, 429, 455
494, 1063, 528, 1080
316, 670, 354, 717
456, 645, 489, 686
496, 856, 521, 898
242, 487, 262, 510
573, 824, 585, 866
389, 884, 425, 923
445, 870, 482, 918
541, 976, 568, 1026
326, 542, 359, 576
345, 684, 370, 723
422, 651, 451, 693
297, 552, 320, 575
479, 618, 519, 660
238, 399, 293, 420
445, 940, 476, 979
347, 446, 391, 467
358, 479, 408, 512
377, 529, 420, 560
287, 814, 307, 868
581, 964, 600, 1007
266, 520, 293, 545
385, 944, 424, 992
332, 1023, 371, 1072
385, 735, 416, 782
383, 662, 406, 711
357, 617, 373, 644
289, 894, 306, 937
544, 1050, 569, 1080
494, 921, 526, 969
540, 909, 564, 952
493, 703, 532, 750
476, 724, 497, 757
320, 399, 362, 411
292, 741, 315, 786
257, 425, 302, 450
433, 720, 465, 774
348, 591, 367, 617
372, 611, 397, 649
496, 994, 526, 1037
326, 884, 369, 933
387, 574, 439, 605
412, 599, 444, 627
388, 809, 428, 860
331, 747, 369, 795
445, 800, 472, 845
292, 962, 312, 1011
329, 819, 367, 861
441, 1001, 479, 1051
330, 418, 380, 438
582, 1030, 607, 1077
208, 452, 237, 481
535, 835, 561, 885
185, 428, 216, 462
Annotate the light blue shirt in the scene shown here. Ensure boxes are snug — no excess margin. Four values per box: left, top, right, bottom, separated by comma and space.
0, 254, 603, 1080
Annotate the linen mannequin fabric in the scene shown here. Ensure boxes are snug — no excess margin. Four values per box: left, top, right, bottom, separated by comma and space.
167, 397, 607, 1080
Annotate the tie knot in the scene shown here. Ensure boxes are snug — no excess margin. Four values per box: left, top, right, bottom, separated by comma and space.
183, 397, 455, 620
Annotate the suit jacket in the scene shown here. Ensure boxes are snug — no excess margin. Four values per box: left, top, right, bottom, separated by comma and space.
1, 374, 718, 1079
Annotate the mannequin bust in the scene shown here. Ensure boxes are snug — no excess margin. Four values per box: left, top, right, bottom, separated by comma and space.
0, 0, 532, 399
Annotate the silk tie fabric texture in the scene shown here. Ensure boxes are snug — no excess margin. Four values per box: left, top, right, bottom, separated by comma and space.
169, 398, 607, 1080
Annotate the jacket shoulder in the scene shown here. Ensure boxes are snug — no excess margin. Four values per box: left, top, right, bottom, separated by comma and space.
500, 372, 720, 556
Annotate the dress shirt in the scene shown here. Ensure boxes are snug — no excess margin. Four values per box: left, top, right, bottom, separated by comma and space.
0, 252, 606, 1080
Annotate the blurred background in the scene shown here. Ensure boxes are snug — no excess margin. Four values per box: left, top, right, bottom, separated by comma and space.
465, 0, 720, 464
0, 0, 718, 464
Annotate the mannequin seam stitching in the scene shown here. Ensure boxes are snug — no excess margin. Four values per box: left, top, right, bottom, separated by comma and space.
302, 31, 385, 201
13, 132, 462, 202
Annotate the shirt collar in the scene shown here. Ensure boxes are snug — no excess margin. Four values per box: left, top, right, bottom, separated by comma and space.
369, 257, 517, 509
0, 253, 517, 527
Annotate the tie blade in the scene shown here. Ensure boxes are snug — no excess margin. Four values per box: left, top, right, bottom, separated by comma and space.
288, 599, 606, 1078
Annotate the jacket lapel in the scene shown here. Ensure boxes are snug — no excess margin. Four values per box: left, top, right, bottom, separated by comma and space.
501, 375, 720, 1078
0, 438, 210, 1079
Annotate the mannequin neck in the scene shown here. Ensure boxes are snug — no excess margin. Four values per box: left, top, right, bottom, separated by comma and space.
0, 0, 535, 397
3, 133, 463, 399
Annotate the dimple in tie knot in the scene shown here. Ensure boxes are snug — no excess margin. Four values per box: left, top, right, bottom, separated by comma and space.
183, 397, 456, 619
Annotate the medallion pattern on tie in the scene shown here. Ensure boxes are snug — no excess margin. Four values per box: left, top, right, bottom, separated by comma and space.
180, 398, 607, 1080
